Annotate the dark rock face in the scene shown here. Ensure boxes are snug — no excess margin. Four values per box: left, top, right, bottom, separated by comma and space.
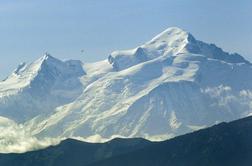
0, 138, 151, 166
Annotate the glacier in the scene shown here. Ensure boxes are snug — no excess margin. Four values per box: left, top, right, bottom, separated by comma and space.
0, 27, 252, 152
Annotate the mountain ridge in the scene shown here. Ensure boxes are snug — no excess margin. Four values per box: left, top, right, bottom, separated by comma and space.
108, 27, 250, 71
0, 27, 252, 152
0, 115, 251, 166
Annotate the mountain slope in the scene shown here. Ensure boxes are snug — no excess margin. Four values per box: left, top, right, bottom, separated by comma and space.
0, 116, 252, 166
89, 116, 252, 166
26, 27, 252, 141
0, 27, 252, 144
0, 54, 85, 122
0, 138, 151, 166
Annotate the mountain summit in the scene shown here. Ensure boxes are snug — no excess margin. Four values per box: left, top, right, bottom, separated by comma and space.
108, 27, 249, 71
0, 53, 85, 122
0, 27, 252, 148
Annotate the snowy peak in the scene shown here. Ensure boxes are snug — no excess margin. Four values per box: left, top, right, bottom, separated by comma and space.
40, 53, 60, 64
39, 53, 54, 62
20, 53, 84, 80
146, 27, 250, 64
146, 26, 191, 50
11, 53, 63, 78
34, 53, 65, 74
0, 54, 86, 121
143, 27, 194, 57
0, 54, 85, 93
108, 27, 190, 71
108, 27, 250, 71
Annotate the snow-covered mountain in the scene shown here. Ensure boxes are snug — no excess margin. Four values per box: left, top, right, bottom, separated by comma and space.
1, 27, 252, 144
0, 54, 85, 122
108, 27, 249, 71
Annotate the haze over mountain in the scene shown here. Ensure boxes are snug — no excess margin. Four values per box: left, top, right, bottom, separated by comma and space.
0, 27, 252, 152
1, 115, 251, 166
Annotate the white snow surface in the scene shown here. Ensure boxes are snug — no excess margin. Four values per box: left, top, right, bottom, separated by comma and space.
0, 54, 85, 122
0, 27, 252, 153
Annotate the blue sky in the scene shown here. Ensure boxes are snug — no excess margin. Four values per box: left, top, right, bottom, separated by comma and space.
0, 0, 251, 79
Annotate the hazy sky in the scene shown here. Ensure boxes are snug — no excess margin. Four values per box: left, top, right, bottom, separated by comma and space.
0, 0, 251, 79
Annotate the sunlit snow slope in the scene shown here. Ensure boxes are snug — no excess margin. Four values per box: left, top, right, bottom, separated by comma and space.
1, 27, 252, 143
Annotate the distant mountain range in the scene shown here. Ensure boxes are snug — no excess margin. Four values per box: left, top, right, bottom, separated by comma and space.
1, 115, 252, 166
0, 27, 252, 153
